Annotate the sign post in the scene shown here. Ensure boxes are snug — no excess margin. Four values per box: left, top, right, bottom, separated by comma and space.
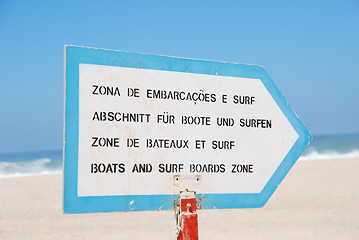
64, 45, 311, 237
176, 191, 198, 240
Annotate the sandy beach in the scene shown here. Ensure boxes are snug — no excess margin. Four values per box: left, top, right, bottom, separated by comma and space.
1, 158, 358, 240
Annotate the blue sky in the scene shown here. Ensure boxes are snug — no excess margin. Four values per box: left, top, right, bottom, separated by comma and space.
0, 0, 358, 153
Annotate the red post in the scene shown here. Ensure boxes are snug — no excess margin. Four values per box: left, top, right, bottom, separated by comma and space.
177, 192, 199, 240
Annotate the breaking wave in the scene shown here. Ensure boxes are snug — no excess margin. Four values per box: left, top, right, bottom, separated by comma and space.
299, 149, 359, 160
0, 158, 62, 178
0, 150, 62, 178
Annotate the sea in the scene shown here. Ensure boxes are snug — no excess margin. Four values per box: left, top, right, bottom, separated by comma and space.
0, 133, 358, 178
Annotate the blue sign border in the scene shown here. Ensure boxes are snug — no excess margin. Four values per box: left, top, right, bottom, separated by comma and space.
64, 45, 311, 214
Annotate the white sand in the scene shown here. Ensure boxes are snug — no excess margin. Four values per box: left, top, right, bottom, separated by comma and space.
0, 158, 358, 240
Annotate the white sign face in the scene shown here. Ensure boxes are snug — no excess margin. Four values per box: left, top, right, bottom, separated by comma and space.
64, 46, 311, 213
78, 64, 298, 196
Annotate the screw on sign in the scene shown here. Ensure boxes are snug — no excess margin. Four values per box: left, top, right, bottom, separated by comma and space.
63, 46, 311, 239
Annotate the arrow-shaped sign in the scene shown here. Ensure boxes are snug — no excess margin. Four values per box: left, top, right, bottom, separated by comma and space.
64, 46, 311, 213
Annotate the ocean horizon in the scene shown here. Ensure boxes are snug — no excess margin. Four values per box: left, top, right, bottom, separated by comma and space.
1, 133, 358, 178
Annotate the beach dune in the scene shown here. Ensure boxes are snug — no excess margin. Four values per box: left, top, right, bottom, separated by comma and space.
0, 158, 358, 240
